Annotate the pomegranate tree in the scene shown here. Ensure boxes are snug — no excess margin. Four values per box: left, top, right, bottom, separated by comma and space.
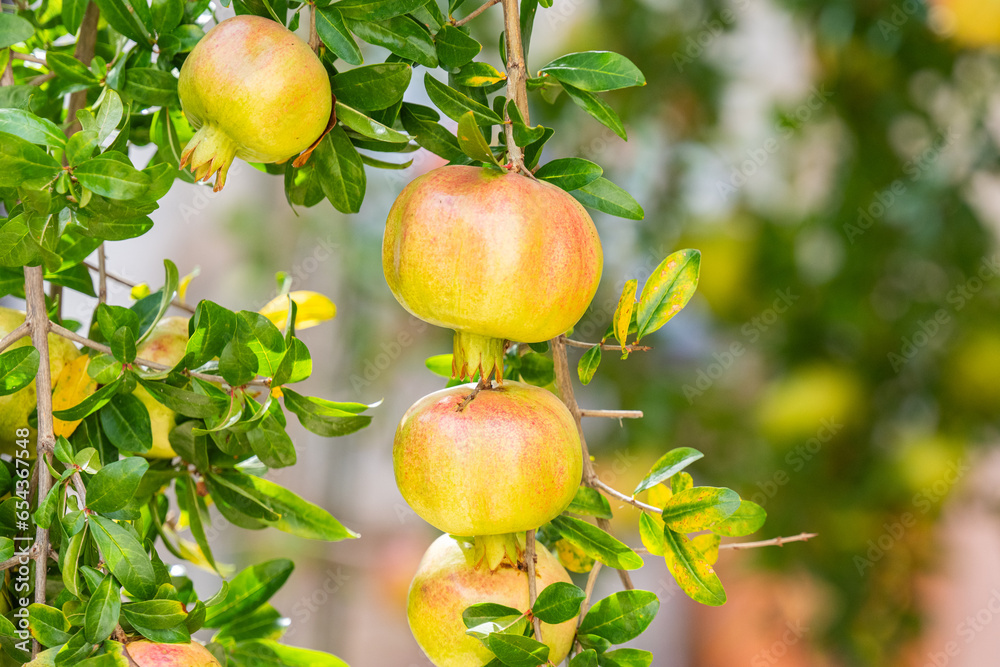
383, 165, 603, 380
394, 381, 582, 569
178, 15, 331, 191
407, 535, 577, 667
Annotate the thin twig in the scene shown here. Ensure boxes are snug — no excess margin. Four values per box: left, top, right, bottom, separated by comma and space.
456, 368, 495, 411
718, 532, 818, 551
65, 2, 100, 136
82, 261, 195, 313
25, 267, 55, 658
452, 0, 500, 26
48, 322, 271, 388
500, 0, 529, 174
29, 72, 57, 86
525, 530, 542, 642
12, 52, 48, 66
578, 561, 603, 626
0, 321, 30, 353
564, 338, 652, 353
308, 3, 320, 53
579, 408, 643, 419
97, 244, 107, 305
591, 478, 662, 514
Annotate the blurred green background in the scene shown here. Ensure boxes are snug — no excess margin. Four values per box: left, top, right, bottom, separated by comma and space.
88, 0, 1000, 665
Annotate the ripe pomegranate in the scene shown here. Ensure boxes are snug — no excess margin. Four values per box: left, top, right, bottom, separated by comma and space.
178, 15, 331, 191
125, 640, 220, 666
407, 534, 577, 667
393, 381, 582, 569
134, 317, 189, 458
383, 165, 603, 380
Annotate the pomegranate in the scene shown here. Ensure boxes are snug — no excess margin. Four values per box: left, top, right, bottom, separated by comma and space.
382, 165, 603, 380
125, 640, 220, 666
393, 381, 582, 569
134, 317, 189, 458
178, 15, 331, 191
407, 534, 577, 667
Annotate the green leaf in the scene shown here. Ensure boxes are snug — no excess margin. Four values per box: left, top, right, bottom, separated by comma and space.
99, 393, 152, 453
613, 279, 638, 355
566, 486, 613, 519
399, 106, 463, 161
61, 525, 87, 597
662, 529, 727, 606
692, 533, 721, 565
63, 0, 89, 33
227, 640, 349, 667
94, 0, 150, 43
33, 484, 60, 529
237, 311, 285, 378
87, 457, 150, 513
456, 111, 499, 165
136, 378, 225, 419
0, 109, 66, 148
462, 603, 523, 629
185, 300, 236, 368
632, 447, 704, 495
88, 515, 158, 600
206, 473, 280, 523
570, 650, 599, 667
535, 158, 603, 192
485, 633, 548, 667
211, 604, 286, 643
76, 214, 153, 241
47, 52, 99, 85
425, 354, 453, 378
599, 648, 654, 667
561, 83, 626, 140
95, 90, 125, 145
0, 346, 39, 396
540, 51, 645, 91
348, 16, 437, 68
121, 599, 187, 629
711, 499, 766, 537
123, 68, 178, 107
245, 411, 296, 468
84, 575, 121, 644
425, 73, 502, 126
335, 0, 425, 20
110, 326, 136, 363
204, 559, 294, 628
209, 471, 358, 541
578, 590, 660, 643
53, 377, 121, 421
577, 345, 601, 385
0, 536, 14, 562
436, 24, 481, 68
636, 249, 700, 340
28, 604, 73, 647
0, 131, 61, 187
0, 13, 33, 48
532, 582, 585, 624
314, 126, 366, 214
336, 102, 409, 143
505, 101, 544, 147
74, 153, 150, 200
182, 477, 218, 573
316, 6, 363, 66
452, 62, 505, 88
282, 388, 371, 437
638, 512, 664, 557
572, 177, 643, 220
150, 0, 184, 34
549, 515, 643, 570
330, 63, 411, 111
661, 486, 740, 533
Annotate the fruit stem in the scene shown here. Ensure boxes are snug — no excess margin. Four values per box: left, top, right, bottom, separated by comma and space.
473, 532, 527, 571
180, 122, 240, 192
452, 331, 506, 384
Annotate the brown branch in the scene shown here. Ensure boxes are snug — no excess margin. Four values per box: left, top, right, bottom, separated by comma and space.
525, 530, 543, 642
48, 321, 271, 388
0, 321, 31, 353
580, 408, 643, 419
29, 73, 57, 87
308, 3, 320, 54
500, 0, 529, 174
82, 261, 196, 313
453, 0, 500, 26
578, 561, 603, 627
24, 267, 55, 657
564, 338, 651, 353
591, 478, 662, 514
718, 532, 818, 551
97, 244, 107, 305
12, 52, 48, 66
65, 2, 100, 136
1, 58, 13, 86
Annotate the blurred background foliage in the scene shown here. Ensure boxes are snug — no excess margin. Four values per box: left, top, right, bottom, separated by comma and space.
96, 0, 999, 665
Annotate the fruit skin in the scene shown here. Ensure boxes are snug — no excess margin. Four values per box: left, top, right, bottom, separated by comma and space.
125, 640, 220, 667
393, 381, 582, 537
383, 165, 603, 378
178, 15, 332, 191
407, 534, 577, 667
0, 308, 80, 454
134, 317, 189, 459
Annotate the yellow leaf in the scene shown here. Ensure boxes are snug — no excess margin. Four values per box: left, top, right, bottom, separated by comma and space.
555, 538, 595, 573
178, 266, 200, 304
52, 355, 97, 438
270, 387, 284, 399
130, 283, 150, 300
259, 290, 336, 331
647, 484, 673, 509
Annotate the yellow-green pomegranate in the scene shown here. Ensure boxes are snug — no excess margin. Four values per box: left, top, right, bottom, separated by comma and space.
125, 640, 220, 666
383, 166, 603, 380
407, 534, 577, 667
178, 15, 332, 191
134, 317, 189, 459
393, 381, 582, 568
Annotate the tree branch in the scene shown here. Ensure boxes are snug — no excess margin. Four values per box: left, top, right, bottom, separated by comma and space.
718, 532, 818, 551
525, 530, 542, 642
97, 244, 107, 305
591, 478, 662, 514
12, 52, 48, 66
24, 267, 55, 657
452, 0, 500, 26
579, 408, 643, 419
564, 338, 651, 353
308, 2, 320, 53
0, 321, 31, 353
500, 0, 529, 173
65, 2, 100, 136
